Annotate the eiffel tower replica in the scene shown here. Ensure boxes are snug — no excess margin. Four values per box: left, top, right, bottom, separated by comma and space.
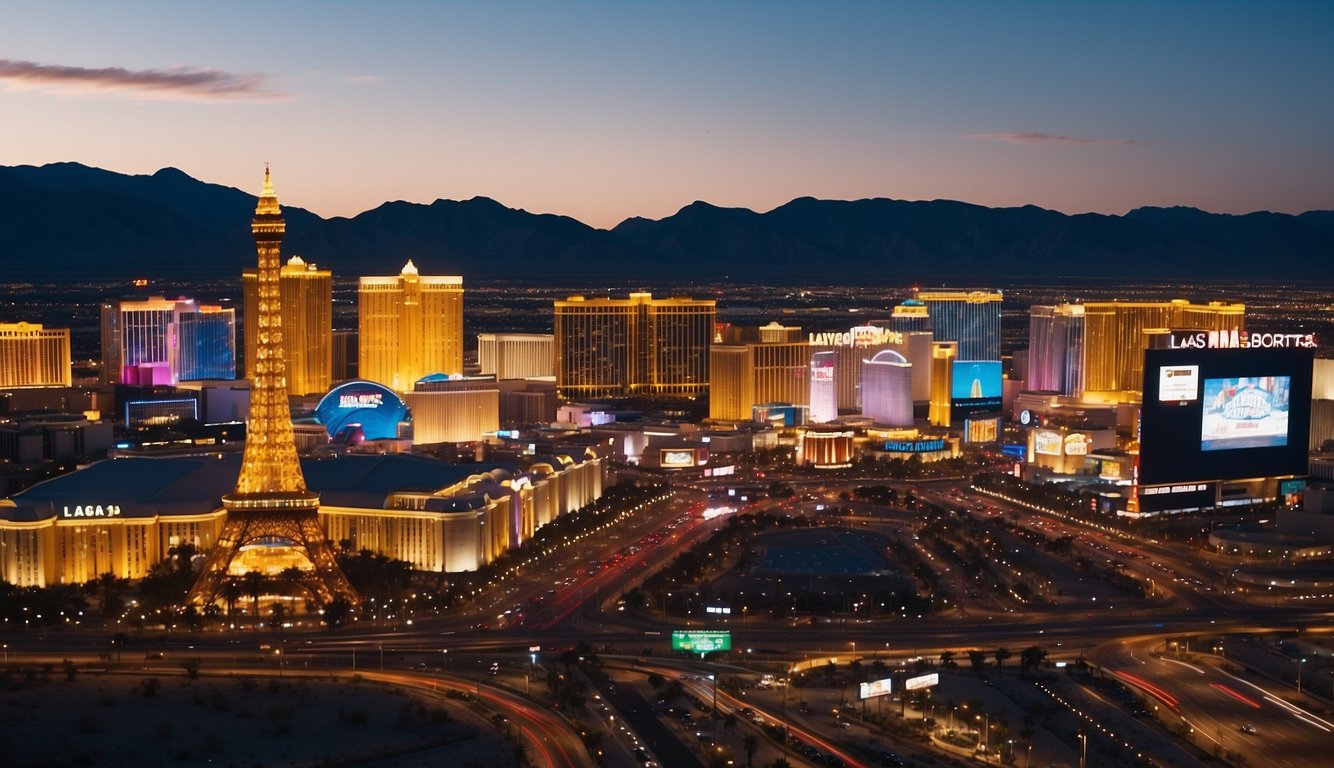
188, 167, 359, 609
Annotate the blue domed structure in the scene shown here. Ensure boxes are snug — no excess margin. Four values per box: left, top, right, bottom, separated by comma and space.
315, 380, 409, 442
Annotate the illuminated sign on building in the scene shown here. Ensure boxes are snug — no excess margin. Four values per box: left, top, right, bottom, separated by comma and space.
661, 450, 697, 467
1063, 433, 1089, 456
808, 327, 904, 348
61, 505, 123, 519
882, 439, 946, 453
811, 362, 835, 381
859, 677, 893, 699
1166, 330, 1317, 350
1158, 365, 1200, 402
315, 380, 408, 441
338, 393, 384, 408
1033, 431, 1062, 456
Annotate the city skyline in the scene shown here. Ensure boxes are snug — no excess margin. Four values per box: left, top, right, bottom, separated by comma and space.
2, 2, 1332, 228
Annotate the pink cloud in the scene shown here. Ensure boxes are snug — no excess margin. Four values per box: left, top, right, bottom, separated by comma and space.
964, 131, 1136, 146
0, 58, 288, 102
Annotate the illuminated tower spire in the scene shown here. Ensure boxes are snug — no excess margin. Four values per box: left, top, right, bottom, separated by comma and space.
189, 168, 358, 609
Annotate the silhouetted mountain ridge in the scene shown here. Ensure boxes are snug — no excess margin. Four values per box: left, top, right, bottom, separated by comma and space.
1, 162, 1331, 280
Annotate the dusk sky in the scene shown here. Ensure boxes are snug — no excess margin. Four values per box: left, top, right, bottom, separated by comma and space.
2, 1, 1331, 228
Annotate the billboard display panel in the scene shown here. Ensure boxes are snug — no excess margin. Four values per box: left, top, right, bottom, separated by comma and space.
1158, 365, 1200, 403
1200, 376, 1291, 451
951, 360, 1003, 419
859, 677, 892, 699
1139, 347, 1312, 486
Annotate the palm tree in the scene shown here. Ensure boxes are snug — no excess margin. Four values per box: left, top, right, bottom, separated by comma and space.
968, 649, 988, 675
1019, 646, 1046, 677
241, 571, 266, 627
939, 650, 956, 669
220, 579, 243, 623
993, 647, 1012, 676
743, 734, 758, 768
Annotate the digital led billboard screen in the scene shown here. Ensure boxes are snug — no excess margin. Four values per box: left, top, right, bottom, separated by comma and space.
951, 360, 1002, 419
1200, 376, 1291, 451
952, 361, 1002, 399
1139, 347, 1311, 486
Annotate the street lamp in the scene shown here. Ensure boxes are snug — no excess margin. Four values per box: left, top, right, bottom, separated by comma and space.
1297, 657, 1307, 699
1078, 732, 1087, 768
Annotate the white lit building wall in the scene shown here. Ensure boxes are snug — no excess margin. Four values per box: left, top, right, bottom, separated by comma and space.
478, 333, 555, 379
809, 350, 838, 423
861, 350, 914, 427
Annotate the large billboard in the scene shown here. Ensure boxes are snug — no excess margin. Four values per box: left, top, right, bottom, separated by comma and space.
951, 360, 1002, 418
1139, 347, 1312, 486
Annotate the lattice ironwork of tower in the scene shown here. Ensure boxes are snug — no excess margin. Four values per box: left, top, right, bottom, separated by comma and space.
188, 168, 359, 608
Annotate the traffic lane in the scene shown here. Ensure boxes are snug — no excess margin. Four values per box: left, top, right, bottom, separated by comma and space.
599, 675, 708, 768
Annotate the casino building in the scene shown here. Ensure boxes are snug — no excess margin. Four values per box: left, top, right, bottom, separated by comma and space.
0, 451, 603, 587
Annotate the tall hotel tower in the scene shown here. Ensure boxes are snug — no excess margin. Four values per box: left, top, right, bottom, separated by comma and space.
917, 290, 1003, 361
359, 261, 464, 392
189, 169, 357, 609
1027, 299, 1244, 401
244, 255, 332, 396
554, 293, 714, 399
0, 322, 72, 387
176, 305, 237, 381
100, 296, 201, 385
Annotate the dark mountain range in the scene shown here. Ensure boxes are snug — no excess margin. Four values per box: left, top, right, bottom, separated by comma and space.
1, 162, 1330, 281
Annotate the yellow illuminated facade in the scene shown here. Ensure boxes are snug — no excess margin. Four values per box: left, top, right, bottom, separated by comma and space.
0, 322, 72, 388
0, 453, 603, 586
928, 341, 956, 427
1067, 299, 1243, 402
360, 262, 464, 392
404, 379, 500, 444
188, 168, 357, 608
244, 255, 332, 396
554, 293, 714, 399
709, 340, 809, 421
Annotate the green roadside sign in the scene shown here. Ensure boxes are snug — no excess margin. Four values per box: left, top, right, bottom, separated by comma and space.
671, 630, 732, 653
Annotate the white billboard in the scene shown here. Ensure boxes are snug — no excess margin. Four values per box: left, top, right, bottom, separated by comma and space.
904, 672, 939, 691
859, 677, 892, 699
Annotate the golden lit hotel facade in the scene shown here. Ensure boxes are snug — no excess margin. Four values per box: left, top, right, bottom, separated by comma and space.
243, 255, 333, 396
554, 293, 714, 399
360, 261, 464, 391
0, 452, 603, 587
1028, 298, 1245, 402
0, 322, 72, 388
709, 340, 809, 421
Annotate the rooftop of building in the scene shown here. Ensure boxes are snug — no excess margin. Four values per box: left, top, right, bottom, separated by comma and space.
0, 451, 602, 524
